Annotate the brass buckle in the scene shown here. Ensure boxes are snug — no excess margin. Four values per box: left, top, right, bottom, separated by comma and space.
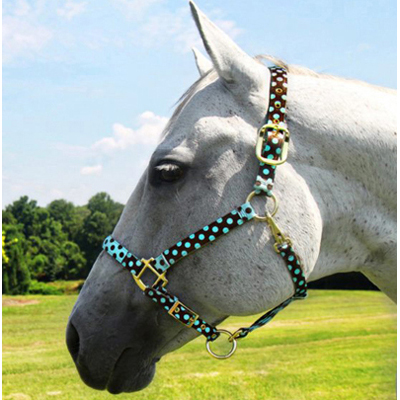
168, 300, 199, 328
133, 258, 168, 291
255, 123, 290, 166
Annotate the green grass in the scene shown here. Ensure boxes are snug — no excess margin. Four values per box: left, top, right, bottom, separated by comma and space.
2, 290, 396, 400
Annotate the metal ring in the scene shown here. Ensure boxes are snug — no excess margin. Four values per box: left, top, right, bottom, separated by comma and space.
246, 191, 279, 220
206, 329, 237, 359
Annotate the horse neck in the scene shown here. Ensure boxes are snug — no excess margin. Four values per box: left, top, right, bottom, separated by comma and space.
287, 73, 397, 281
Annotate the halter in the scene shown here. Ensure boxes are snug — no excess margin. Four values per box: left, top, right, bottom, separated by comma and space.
102, 66, 307, 359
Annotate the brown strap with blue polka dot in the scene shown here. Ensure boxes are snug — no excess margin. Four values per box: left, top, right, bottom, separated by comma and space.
254, 66, 288, 196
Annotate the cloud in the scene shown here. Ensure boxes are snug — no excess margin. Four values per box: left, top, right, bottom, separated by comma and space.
92, 111, 168, 154
133, 6, 243, 53
57, 0, 87, 20
80, 165, 103, 175
111, 0, 164, 19
3, 15, 53, 63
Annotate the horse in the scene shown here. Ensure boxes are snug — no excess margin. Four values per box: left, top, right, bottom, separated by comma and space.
66, 1, 396, 394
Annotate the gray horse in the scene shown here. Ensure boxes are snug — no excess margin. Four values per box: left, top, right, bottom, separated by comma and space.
66, 1, 396, 394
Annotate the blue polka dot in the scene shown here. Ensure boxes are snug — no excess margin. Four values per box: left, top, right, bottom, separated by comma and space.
164, 306, 169, 310
272, 138, 279, 145
227, 218, 233, 224
209, 235, 216, 241
197, 328, 202, 333
273, 113, 280, 119
174, 313, 180, 319
231, 210, 238, 215
264, 145, 271, 151
280, 252, 285, 257
269, 106, 274, 112
205, 327, 210, 333
185, 242, 191, 248
183, 314, 190, 320
189, 234, 195, 239
288, 265, 292, 271
199, 234, 205, 240
181, 251, 188, 257
164, 249, 169, 255
288, 255, 294, 261
128, 261, 134, 267
169, 259, 175, 265
238, 219, 244, 225
276, 148, 281, 155
263, 168, 270, 175
293, 277, 297, 283
172, 250, 178, 256
194, 243, 201, 249
280, 107, 286, 113
203, 226, 209, 231
294, 269, 300, 275
267, 154, 274, 159
160, 298, 166, 303
194, 320, 200, 326
177, 241, 182, 247
212, 226, 218, 233
217, 218, 223, 223
299, 280, 304, 286
148, 290, 154, 296
223, 227, 229, 234
136, 261, 141, 267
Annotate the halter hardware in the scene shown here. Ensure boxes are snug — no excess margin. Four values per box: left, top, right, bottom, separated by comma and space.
266, 214, 293, 253
246, 190, 278, 221
256, 123, 290, 165
168, 301, 199, 327
133, 258, 168, 291
206, 329, 237, 359
102, 66, 308, 360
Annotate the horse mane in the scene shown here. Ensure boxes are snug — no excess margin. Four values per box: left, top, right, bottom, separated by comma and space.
163, 54, 394, 136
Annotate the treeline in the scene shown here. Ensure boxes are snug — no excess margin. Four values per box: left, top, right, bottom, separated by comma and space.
2, 193, 123, 294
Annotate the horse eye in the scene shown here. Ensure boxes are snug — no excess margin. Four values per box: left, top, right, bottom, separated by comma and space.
156, 164, 184, 183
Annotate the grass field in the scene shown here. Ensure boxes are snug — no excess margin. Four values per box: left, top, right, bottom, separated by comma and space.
2, 290, 396, 400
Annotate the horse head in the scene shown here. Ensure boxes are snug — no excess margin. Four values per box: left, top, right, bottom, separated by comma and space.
67, 2, 343, 394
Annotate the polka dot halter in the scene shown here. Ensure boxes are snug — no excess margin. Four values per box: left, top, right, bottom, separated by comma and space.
102, 66, 307, 359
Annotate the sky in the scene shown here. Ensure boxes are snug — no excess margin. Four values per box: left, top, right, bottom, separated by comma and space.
2, 0, 397, 207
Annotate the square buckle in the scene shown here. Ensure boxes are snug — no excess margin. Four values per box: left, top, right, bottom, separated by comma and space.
168, 300, 199, 328
256, 123, 290, 166
132, 258, 168, 291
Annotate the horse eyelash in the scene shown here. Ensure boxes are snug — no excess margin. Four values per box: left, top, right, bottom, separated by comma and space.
155, 163, 181, 172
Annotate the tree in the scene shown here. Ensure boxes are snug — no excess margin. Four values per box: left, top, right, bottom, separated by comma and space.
2, 225, 30, 294
79, 193, 123, 276
60, 241, 86, 279
6, 196, 38, 238
81, 211, 111, 276
48, 199, 87, 242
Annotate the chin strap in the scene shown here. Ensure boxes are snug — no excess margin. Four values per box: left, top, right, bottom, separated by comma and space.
102, 66, 307, 359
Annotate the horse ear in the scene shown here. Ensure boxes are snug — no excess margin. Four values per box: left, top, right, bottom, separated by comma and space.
192, 47, 213, 77
189, 1, 265, 89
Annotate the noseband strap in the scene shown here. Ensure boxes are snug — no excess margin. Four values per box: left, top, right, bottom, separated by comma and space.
102, 66, 308, 358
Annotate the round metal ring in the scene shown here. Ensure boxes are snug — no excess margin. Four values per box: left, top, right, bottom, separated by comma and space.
246, 191, 279, 220
206, 329, 237, 359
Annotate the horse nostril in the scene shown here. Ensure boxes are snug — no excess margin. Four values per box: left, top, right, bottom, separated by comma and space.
66, 321, 80, 362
